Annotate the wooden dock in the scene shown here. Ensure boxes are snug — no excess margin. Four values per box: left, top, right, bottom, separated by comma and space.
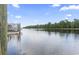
8, 23, 21, 35
8, 32, 20, 35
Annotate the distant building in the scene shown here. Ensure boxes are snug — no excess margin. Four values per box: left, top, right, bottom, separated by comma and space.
8, 23, 21, 32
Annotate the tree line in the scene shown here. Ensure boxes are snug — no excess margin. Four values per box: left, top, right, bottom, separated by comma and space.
24, 19, 79, 29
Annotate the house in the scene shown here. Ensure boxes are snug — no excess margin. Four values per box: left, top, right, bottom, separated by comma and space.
8, 23, 21, 32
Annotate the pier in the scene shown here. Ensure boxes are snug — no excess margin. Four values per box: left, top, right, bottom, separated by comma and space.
8, 23, 21, 35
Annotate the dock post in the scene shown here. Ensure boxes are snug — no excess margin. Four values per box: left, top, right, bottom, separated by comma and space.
0, 4, 7, 55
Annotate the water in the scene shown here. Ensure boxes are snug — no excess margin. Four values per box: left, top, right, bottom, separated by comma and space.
3, 29, 79, 55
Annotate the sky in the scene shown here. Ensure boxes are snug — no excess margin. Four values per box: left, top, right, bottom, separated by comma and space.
8, 4, 79, 27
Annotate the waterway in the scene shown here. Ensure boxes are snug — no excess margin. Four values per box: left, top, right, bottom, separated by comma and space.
1, 29, 79, 55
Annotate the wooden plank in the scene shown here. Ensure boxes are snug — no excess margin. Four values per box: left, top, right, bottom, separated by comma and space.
8, 32, 20, 35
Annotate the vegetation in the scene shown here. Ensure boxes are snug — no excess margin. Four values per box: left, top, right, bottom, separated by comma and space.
24, 19, 79, 31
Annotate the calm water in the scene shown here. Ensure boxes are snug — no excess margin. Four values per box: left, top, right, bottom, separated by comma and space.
6, 29, 79, 55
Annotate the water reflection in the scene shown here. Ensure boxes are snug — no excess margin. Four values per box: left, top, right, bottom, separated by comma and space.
7, 33, 21, 55
45, 30, 79, 40
8, 33, 21, 41
7, 29, 79, 55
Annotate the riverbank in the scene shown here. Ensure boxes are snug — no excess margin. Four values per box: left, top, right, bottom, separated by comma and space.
43, 28, 79, 31
24, 28, 79, 31
23, 28, 79, 34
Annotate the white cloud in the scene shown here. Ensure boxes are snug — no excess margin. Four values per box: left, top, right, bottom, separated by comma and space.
65, 17, 69, 19
12, 4, 20, 8
66, 14, 72, 17
15, 16, 22, 19
51, 4, 61, 7
60, 5, 79, 11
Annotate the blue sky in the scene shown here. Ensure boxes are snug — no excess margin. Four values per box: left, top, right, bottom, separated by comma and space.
8, 4, 79, 27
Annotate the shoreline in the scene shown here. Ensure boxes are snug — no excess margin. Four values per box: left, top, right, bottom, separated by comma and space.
23, 28, 79, 31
